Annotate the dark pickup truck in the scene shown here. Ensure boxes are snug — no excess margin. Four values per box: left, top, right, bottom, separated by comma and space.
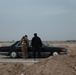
0, 41, 67, 58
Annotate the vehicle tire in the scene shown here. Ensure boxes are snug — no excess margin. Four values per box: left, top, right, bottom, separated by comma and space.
52, 52, 59, 56
10, 51, 18, 58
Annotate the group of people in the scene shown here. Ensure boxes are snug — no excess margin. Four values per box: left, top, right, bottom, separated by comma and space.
20, 33, 42, 59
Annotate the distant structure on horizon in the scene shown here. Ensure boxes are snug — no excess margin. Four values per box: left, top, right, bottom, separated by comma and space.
0, 40, 15, 43
65, 40, 76, 42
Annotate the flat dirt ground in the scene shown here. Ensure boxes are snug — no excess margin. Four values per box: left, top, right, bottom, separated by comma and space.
0, 41, 76, 75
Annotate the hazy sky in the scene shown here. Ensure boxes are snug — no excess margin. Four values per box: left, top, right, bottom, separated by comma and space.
0, 0, 76, 41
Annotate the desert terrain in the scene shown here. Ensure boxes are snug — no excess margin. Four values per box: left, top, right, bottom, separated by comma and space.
0, 41, 76, 75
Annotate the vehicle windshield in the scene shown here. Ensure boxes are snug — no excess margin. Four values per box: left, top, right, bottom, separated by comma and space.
42, 42, 49, 46
16, 41, 48, 47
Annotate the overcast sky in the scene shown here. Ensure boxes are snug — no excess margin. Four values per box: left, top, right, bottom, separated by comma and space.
0, 0, 76, 41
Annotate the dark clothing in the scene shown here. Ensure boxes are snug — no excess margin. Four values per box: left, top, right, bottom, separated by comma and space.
32, 47, 41, 58
31, 36, 42, 48
31, 36, 42, 58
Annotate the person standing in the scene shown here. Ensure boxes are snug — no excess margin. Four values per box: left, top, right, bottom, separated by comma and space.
31, 33, 42, 60
20, 35, 29, 59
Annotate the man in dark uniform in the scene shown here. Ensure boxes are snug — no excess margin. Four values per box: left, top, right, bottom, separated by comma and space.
21, 35, 29, 59
31, 33, 42, 59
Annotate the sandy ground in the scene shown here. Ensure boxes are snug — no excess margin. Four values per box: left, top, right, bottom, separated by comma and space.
0, 41, 76, 75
